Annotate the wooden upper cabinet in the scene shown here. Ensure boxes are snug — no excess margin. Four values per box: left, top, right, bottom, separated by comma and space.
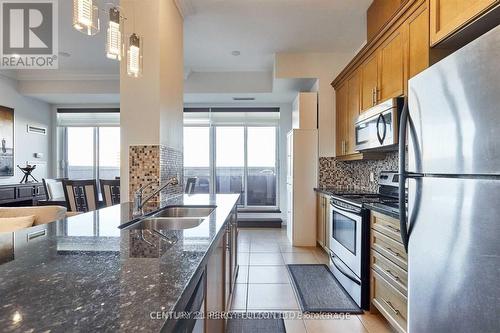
430, 0, 498, 45
367, 0, 405, 41
346, 70, 361, 155
379, 29, 405, 102
405, 2, 430, 83
335, 82, 348, 157
360, 53, 379, 111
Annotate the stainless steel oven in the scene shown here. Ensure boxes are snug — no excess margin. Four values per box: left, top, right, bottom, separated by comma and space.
355, 97, 403, 152
328, 197, 369, 309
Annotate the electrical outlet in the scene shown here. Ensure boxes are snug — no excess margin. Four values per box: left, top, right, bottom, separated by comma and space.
369, 172, 375, 182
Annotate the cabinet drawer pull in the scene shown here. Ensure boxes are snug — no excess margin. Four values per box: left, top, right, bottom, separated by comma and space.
383, 298, 400, 316
385, 269, 400, 281
386, 247, 400, 257
27, 229, 46, 241
385, 225, 400, 233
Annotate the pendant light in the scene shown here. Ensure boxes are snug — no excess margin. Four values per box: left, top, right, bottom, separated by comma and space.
73, 0, 100, 36
106, 7, 122, 60
127, 33, 143, 78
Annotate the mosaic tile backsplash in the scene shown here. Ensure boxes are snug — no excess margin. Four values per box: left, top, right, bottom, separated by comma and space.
319, 151, 399, 192
129, 145, 183, 201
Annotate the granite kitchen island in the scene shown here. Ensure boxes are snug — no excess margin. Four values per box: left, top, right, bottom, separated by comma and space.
0, 194, 240, 333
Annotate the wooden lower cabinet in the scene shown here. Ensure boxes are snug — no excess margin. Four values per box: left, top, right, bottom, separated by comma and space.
430, 0, 498, 45
316, 193, 330, 249
205, 236, 225, 333
370, 211, 408, 333
204, 214, 238, 333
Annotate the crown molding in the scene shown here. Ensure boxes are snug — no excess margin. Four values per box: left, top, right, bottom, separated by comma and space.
15, 71, 119, 82
174, 0, 195, 18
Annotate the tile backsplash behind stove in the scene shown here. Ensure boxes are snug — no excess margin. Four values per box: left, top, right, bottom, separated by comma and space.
319, 151, 399, 192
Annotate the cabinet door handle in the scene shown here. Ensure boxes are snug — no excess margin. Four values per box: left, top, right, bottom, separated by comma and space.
372, 87, 376, 105
382, 298, 401, 316
386, 225, 400, 233
385, 269, 401, 282
386, 247, 400, 257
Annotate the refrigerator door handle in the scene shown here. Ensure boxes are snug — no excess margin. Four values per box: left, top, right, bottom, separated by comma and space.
398, 97, 410, 253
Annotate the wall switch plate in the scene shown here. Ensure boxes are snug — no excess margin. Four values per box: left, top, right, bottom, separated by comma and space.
369, 172, 375, 182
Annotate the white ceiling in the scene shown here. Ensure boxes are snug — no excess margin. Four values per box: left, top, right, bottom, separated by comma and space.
2, 0, 372, 105
183, 0, 371, 72
1, 0, 119, 78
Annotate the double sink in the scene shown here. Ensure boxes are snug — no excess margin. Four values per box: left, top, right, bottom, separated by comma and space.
123, 206, 216, 231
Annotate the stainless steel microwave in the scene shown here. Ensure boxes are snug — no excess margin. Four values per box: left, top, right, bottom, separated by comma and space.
355, 97, 403, 151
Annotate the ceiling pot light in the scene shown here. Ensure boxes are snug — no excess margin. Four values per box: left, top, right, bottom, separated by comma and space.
73, 0, 100, 36
106, 7, 123, 60
127, 33, 143, 78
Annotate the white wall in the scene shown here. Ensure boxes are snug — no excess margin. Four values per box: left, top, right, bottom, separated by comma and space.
0, 75, 53, 184
275, 52, 359, 157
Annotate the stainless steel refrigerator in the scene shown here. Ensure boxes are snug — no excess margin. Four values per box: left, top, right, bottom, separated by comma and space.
399, 25, 500, 333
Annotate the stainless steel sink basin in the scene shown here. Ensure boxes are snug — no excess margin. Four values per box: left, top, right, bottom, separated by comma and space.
152, 206, 216, 218
126, 217, 204, 230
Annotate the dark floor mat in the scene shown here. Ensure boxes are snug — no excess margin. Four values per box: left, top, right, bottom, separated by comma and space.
287, 264, 362, 313
225, 312, 286, 333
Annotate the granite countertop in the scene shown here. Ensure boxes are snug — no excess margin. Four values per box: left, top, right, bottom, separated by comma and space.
313, 187, 377, 196
0, 194, 240, 333
363, 202, 400, 220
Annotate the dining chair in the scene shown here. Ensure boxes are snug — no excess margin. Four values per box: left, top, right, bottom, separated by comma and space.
100, 179, 121, 207
62, 179, 99, 212
185, 177, 197, 194
42, 178, 67, 200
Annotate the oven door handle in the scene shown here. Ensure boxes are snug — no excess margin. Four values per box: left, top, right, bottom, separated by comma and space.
330, 254, 361, 285
330, 200, 361, 215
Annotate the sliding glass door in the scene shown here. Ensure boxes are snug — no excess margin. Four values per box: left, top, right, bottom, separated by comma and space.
184, 126, 211, 193
98, 127, 120, 180
67, 127, 95, 179
247, 127, 277, 206
216, 127, 245, 205
183, 125, 278, 209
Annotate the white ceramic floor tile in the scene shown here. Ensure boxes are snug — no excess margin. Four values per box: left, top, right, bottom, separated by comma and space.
304, 316, 368, 333
249, 253, 284, 266
230, 283, 248, 311
250, 242, 281, 253
248, 265, 290, 284
236, 265, 248, 284
247, 284, 299, 310
281, 252, 319, 265
238, 253, 250, 265
284, 319, 307, 333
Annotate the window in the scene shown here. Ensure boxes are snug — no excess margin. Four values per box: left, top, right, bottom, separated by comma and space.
184, 127, 210, 193
247, 127, 276, 206
216, 127, 245, 205
60, 127, 120, 181
183, 108, 280, 209
67, 127, 95, 179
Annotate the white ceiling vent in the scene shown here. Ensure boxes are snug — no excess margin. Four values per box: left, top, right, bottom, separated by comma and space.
27, 124, 47, 135
233, 97, 255, 101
